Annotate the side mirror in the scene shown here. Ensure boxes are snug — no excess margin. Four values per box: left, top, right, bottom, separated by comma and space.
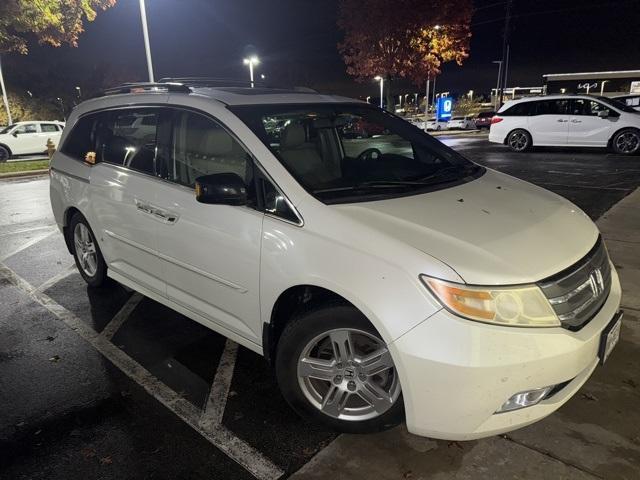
598, 110, 609, 119
195, 173, 247, 205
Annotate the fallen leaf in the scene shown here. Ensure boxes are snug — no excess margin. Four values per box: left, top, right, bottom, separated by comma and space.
581, 392, 598, 401
99, 456, 113, 465
49, 355, 60, 362
80, 447, 96, 459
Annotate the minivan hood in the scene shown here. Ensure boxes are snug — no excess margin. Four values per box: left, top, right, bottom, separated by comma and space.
334, 169, 599, 285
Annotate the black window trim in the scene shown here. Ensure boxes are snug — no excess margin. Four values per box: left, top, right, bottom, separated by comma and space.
60, 103, 304, 227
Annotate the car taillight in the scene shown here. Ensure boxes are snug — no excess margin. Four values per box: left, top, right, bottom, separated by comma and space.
491, 116, 503, 124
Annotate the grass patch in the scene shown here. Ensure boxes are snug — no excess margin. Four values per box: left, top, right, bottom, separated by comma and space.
0, 159, 49, 174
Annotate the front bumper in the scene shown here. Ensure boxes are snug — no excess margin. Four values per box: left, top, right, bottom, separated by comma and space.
390, 267, 622, 440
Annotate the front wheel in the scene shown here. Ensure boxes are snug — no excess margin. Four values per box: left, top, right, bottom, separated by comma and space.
507, 129, 531, 152
69, 212, 108, 287
276, 303, 404, 434
612, 128, 640, 155
0, 145, 10, 162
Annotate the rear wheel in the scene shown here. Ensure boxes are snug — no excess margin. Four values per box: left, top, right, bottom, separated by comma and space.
0, 145, 10, 162
507, 129, 531, 152
612, 128, 640, 155
276, 303, 403, 434
69, 212, 108, 287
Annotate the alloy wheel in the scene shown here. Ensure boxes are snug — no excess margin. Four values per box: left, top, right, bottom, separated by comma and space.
73, 223, 98, 277
509, 131, 529, 151
297, 328, 400, 421
615, 131, 640, 154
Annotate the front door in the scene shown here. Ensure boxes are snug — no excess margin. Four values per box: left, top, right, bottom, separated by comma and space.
153, 108, 263, 344
568, 99, 618, 147
528, 99, 570, 146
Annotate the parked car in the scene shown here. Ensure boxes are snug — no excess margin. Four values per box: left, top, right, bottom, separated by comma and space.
489, 95, 640, 154
613, 94, 640, 112
50, 81, 622, 440
0, 121, 65, 161
447, 116, 476, 130
474, 110, 496, 130
426, 118, 448, 131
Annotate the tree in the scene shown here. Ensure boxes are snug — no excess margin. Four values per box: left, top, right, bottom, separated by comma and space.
337, 0, 472, 110
0, 0, 116, 123
0, 0, 116, 54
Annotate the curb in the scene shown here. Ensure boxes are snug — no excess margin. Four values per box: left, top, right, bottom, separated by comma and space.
0, 169, 49, 180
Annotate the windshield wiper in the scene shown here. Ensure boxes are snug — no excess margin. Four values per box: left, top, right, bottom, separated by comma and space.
313, 166, 470, 195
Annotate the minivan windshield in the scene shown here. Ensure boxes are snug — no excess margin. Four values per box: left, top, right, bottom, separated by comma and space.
596, 96, 638, 113
230, 103, 482, 204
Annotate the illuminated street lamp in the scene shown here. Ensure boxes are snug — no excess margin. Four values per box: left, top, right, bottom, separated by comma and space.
243, 56, 259, 88
374, 76, 384, 109
75, 86, 82, 99
366, 96, 371, 103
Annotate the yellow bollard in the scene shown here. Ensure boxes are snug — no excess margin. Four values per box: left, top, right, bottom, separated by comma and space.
46, 138, 56, 159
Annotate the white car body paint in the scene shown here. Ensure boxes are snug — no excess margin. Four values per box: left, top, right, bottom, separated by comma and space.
50, 86, 621, 440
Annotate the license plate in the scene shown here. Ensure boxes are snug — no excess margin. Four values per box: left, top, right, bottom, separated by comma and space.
599, 312, 623, 365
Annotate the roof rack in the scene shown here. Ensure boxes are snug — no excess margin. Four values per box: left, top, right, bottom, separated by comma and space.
158, 77, 318, 93
101, 82, 191, 96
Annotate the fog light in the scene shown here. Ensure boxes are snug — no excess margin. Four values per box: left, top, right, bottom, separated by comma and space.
496, 386, 553, 413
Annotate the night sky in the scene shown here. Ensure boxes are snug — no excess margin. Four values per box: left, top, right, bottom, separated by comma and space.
5, 0, 640, 100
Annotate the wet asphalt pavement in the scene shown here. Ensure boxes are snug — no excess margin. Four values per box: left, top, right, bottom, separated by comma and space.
1, 133, 639, 480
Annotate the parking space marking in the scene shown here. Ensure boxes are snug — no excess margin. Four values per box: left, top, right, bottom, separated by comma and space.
0, 226, 58, 261
101, 292, 144, 340
35, 263, 77, 293
200, 339, 239, 430
0, 262, 284, 480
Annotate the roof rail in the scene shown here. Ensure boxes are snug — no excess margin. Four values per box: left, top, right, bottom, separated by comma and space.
158, 77, 319, 93
101, 82, 191, 96
158, 77, 264, 88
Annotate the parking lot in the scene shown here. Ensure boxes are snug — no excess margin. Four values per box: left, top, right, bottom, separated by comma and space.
2, 133, 640, 480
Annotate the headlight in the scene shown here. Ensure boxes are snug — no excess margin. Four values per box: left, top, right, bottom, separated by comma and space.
420, 275, 560, 327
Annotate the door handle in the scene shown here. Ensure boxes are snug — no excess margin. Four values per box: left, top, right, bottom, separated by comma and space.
557, 119, 568, 123
571, 120, 582, 123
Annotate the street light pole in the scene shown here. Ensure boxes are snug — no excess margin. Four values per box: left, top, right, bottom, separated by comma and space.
139, 0, 155, 82
243, 57, 259, 88
492, 60, 503, 110
0, 56, 12, 125
374, 76, 384, 109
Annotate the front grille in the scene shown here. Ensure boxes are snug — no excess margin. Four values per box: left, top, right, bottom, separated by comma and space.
537, 237, 612, 331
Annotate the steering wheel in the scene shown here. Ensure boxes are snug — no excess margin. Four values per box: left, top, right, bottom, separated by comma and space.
357, 148, 382, 162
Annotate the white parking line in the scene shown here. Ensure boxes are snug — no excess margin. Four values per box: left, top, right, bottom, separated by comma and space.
200, 339, 239, 430
0, 262, 284, 480
35, 264, 76, 293
101, 292, 144, 340
0, 226, 58, 261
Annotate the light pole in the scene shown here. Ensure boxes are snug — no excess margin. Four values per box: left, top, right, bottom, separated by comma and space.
244, 56, 259, 88
600, 80, 609, 96
468, 90, 474, 101
366, 96, 371, 103
56, 97, 65, 121
138, 0, 155, 82
0, 56, 12, 125
492, 60, 503, 110
75, 86, 82, 99
374, 76, 384, 109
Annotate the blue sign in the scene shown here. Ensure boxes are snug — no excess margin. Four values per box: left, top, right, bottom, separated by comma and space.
436, 96, 453, 121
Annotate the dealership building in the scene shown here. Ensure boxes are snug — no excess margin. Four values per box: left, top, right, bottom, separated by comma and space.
542, 70, 640, 96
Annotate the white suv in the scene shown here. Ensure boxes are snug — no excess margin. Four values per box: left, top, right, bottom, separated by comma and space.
49, 81, 622, 440
489, 95, 640, 154
0, 120, 65, 161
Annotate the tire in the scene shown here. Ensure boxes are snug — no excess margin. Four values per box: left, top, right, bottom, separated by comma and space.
507, 129, 531, 152
611, 128, 640, 155
69, 212, 108, 287
275, 302, 404, 434
0, 145, 10, 162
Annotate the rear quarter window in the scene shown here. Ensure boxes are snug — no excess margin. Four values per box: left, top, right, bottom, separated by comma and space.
60, 113, 100, 161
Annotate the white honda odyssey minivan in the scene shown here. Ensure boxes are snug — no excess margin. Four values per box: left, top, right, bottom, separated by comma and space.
49, 81, 622, 440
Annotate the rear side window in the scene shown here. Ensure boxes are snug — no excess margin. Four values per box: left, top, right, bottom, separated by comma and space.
502, 102, 533, 116
96, 109, 159, 175
533, 99, 569, 115
61, 113, 100, 161
41, 123, 60, 133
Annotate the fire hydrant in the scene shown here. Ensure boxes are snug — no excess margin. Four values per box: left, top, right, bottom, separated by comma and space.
46, 138, 56, 159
